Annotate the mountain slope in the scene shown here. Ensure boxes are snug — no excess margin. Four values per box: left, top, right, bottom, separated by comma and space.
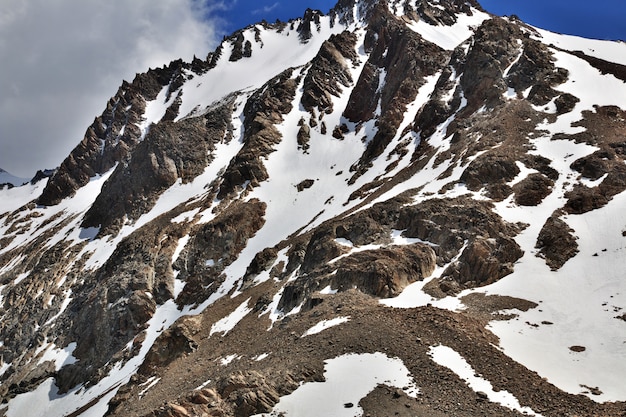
1, 0, 626, 416
0, 169, 28, 189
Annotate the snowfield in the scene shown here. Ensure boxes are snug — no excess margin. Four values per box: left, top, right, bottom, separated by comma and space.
251, 352, 419, 417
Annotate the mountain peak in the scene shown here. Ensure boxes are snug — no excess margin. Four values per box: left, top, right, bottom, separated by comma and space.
0, 167, 28, 188
2, 2, 626, 416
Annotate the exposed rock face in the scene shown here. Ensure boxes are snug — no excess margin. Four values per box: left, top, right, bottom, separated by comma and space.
441, 235, 523, 287
296, 118, 311, 152
461, 152, 520, 195
345, 2, 448, 178
175, 199, 267, 307
2, 1, 626, 416
139, 316, 200, 374
513, 173, 554, 206
298, 8, 323, 42
37, 63, 184, 206
506, 37, 567, 105
459, 18, 523, 114
229, 32, 253, 62
562, 106, 626, 213
217, 370, 300, 417
332, 244, 437, 297
396, 197, 525, 264
218, 70, 298, 199
536, 214, 579, 270
55, 218, 181, 392
301, 31, 359, 115
82, 99, 235, 235
274, 196, 524, 311
415, 0, 482, 25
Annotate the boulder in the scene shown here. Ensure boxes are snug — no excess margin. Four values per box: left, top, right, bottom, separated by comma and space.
331, 244, 437, 297
513, 173, 554, 206
536, 215, 579, 270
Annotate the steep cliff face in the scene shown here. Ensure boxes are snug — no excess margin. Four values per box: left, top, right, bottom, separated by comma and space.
1, 1, 626, 416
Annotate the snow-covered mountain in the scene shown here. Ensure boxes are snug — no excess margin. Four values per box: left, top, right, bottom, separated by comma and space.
1, 0, 626, 415
0, 169, 28, 189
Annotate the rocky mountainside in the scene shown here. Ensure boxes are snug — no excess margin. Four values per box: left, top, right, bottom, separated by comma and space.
1, 0, 626, 415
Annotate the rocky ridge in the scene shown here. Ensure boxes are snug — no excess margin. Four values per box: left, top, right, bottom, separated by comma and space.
1, 0, 626, 416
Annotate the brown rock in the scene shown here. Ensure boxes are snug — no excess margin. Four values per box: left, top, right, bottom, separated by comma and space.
513, 173, 554, 206
442, 235, 523, 286
555, 93, 580, 114
167, 403, 191, 417
460, 153, 520, 191
332, 244, 437, 298
571, 149, 613, 180
564, 185, 609, 214
296, 179, 315, 192
219, 69, 297, 199
346, 3, 447, 180
297, 123, 311, 152
82, 100, 234, 235
535, 215, 579, 270
301, 31, 358, 114
139, 316, 199, 374
176, 199, 267, 306
38, 63, 185, 206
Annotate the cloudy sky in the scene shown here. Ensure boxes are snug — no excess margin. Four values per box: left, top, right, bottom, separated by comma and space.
0, 0, 624, 178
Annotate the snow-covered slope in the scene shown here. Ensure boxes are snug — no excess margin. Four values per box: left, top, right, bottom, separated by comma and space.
0, 169, 28, 188
1, 0, 625, 416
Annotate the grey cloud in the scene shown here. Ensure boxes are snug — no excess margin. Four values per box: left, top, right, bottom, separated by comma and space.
0, 0, 220, 177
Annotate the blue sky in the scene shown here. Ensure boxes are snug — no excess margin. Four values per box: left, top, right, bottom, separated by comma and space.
212, 0, 626, 41
206, 1, 338, 34
480, 0, 625, 41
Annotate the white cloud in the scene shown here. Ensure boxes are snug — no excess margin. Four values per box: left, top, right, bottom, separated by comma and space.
252, 2, 280, 15
207, 0, 237, 13
0, 0, 220, 177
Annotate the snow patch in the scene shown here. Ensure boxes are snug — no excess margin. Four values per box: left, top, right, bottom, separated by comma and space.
195, 379, 212, 391
319, 285, 338, 295
79, 227, 100, 241
43, 290, 73, 327
37, 342, 78, 371
253, 353, 270, 361
0, 169, 28, 187
429, 345, 544, 416
302, 317, 350, 337
138, 84, 178, 139
251, 353, 419, 417
390, 229, 438, 247
172, 235, 190, 264
335, 238, 354, 247
219, 354, 240, 366
138, 376, 161, 398
209, 298, 252, 337
539, 49, 626, 138
0, 361, 10, 378
13, 272, 29, 285
533, 28, 626, 66
406, 9, 490, 50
